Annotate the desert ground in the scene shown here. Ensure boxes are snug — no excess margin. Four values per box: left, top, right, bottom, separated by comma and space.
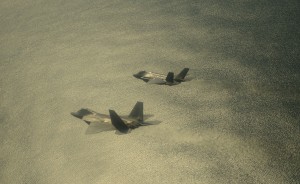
0, 0, 299, 183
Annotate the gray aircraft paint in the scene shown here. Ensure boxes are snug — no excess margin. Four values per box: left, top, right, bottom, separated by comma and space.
133, 68, 189, 85
71, 102, 158, 134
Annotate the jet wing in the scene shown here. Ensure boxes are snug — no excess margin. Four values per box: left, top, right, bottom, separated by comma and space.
85, 121, 115, 134
81, 115, 101, 123
147, 78, 165, 84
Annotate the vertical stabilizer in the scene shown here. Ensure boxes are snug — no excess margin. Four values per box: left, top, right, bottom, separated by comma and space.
129, 101, 143, 121
166, 72, 174, 83
175, 68, 189, 81
109, 110, 129, 133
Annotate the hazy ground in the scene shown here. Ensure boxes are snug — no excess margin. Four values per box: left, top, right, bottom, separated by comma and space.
1, 0, 299, 183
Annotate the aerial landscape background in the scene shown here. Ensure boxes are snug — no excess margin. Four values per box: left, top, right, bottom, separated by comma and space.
0, 0, 299, 183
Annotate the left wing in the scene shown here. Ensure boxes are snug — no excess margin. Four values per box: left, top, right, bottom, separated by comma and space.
147, 78, 165, 84
85, 121, 115, 134
72, 109, 115, 134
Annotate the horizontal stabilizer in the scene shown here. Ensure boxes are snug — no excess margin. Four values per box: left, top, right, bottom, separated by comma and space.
109, 110, 129, 133
139, 120, 162, 126
143, 114, 154, 120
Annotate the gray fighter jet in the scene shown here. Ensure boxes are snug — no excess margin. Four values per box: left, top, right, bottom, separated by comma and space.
133, 68, 190, 86
71, 102, 158, 134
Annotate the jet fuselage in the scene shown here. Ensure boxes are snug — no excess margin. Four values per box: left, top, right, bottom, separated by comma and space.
133, 71, 166, 82
133, 68, 189, 86
71, 108, 141, 129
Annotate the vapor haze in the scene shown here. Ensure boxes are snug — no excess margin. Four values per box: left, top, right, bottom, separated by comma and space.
1, 0, 299, 183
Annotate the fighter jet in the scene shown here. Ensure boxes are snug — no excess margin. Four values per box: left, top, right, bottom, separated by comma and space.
133, 68, 190, 86
71, 101, 158, 134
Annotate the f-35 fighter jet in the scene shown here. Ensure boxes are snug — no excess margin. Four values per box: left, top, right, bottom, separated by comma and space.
71, 102, 157, 134
133, 68, 189, 86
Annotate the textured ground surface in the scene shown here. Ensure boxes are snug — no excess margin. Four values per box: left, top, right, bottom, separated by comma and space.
1, 0, 299, 183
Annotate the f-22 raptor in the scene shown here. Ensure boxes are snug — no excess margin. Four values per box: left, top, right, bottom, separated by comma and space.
71, 102, 158, 134
133, 68, 190, 86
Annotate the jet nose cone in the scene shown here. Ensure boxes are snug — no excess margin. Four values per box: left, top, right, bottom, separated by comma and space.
133, 71, 146, 78
71, 112, 83, 119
